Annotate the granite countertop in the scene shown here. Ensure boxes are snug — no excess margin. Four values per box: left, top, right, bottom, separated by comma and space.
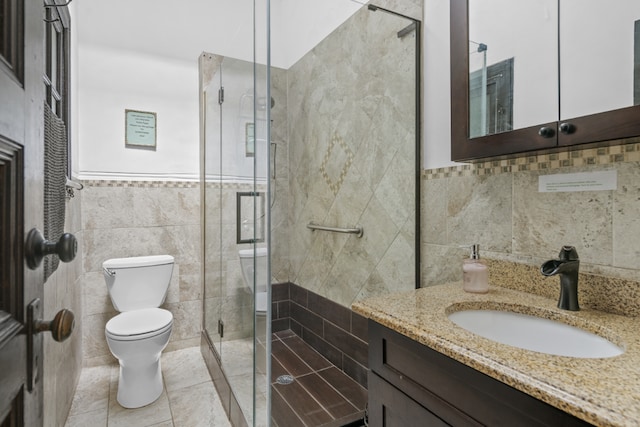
352, 283, 640, 427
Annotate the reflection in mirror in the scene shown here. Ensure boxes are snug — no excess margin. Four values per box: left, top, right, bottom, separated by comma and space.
236, 191, 265, 244
560, 0, 640, 119
635, 20, 640, 105
468, 0, 557, 138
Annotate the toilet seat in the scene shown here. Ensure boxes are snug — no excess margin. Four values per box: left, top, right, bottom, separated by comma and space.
106, 308, 173, 341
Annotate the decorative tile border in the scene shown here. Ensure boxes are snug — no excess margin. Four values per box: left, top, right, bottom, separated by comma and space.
83, 179, 200, 188
423, 140, 640, 180
83, 179, 267, 190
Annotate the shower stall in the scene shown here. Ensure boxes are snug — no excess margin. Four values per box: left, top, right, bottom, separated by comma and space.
200, 0, 421, 425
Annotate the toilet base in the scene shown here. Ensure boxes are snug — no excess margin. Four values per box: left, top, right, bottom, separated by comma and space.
116, 355, 164, 408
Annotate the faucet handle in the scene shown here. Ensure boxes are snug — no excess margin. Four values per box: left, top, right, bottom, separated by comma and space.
558, 246, 579, 261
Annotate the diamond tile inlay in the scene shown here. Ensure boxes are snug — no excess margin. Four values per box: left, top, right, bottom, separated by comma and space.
320, 133, 354, 196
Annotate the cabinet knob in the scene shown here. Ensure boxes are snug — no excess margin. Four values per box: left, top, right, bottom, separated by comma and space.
25, 228, 77, 270
559, 122, 576, 134
538, 127, 555, 138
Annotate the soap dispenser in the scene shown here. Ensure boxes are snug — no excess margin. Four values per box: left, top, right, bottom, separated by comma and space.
463, 244, 489, 293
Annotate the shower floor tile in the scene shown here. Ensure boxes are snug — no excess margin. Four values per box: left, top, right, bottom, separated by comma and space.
271, 331, 367, 427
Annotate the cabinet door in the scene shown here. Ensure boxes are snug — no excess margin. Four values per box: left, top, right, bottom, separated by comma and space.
368, 373, 450, 427
451, 0, 559, 161
558, 0, 640, 146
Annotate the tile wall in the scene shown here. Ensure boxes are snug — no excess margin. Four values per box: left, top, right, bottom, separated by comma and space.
80, 180, 202, 366
283, 2, 419, 308
272, 283, 369, 388
43, 191, 83, 427
422, 140, 640, 289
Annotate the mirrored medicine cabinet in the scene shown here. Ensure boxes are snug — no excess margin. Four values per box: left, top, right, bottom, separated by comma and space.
451, 0, 640, 161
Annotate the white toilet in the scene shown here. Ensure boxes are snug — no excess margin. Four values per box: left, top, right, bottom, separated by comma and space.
239, 247, 268, 314
103, 255, 175, 409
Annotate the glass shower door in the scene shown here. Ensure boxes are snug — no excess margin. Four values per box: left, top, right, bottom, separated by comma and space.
200, 52, 270, 427
202, 53, 224, 358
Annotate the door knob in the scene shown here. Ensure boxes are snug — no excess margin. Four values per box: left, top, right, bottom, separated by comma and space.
25, 228, 77, 270
34, 308, 75, 342
26, 299, 75, 391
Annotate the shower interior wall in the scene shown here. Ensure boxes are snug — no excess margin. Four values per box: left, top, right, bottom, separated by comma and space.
271, 2, 421, 309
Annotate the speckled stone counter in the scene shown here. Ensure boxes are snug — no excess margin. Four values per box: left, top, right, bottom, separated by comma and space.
352, 283, 640, 427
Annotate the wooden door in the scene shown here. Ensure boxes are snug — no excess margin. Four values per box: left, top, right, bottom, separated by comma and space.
1, 0, 47, 425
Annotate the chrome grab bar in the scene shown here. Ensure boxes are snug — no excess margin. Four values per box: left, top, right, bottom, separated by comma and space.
307, 222, 363, 238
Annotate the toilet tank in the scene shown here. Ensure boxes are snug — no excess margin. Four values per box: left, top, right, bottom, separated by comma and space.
238, 247, 268, 293
103, 255, 174, 312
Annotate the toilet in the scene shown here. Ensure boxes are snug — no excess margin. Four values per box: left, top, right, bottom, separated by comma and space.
103, 255, 174, 409
239, 247, 268, 314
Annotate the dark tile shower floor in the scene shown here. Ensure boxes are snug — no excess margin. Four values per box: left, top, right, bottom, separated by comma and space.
270, 330, 367, 427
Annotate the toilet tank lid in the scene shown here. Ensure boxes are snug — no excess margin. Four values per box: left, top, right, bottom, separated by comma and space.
239, 247, 268, 258
103, 255, 174, 269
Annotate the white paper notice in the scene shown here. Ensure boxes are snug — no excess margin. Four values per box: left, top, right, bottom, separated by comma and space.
538, 170, 617, 193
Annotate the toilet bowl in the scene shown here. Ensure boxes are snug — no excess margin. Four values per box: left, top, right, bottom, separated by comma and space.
239, 247, 268, 314
103, 255, 174, 408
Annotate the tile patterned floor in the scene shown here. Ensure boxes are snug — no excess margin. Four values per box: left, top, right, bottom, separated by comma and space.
270, 330, 367, 427
64, 347, 231, 427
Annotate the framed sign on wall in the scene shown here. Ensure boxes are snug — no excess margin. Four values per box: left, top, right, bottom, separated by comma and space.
125, 109, 157, 150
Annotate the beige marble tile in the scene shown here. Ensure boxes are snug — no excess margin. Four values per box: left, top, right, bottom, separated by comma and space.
67, 365, 111, 416
167, 381, 230, 427
376, 151, 416, 231
513, 169, 613, 264
422, 177, 448, 245
421, 244, 467, 287
107, 371, 172, 427
612, 162, 640, 269
161, 347, 211, 392
375, 232, 415, 289
447, 172, 512, 252
82, 312, 113, 360
164, 299, 202, 342
64, 409, 108, 427
321, 236, 377, 307
358, 194, 399, 262
83, 271, 116, 316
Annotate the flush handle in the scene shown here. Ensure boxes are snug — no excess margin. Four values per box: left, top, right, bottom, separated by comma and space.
25, 228, 77, 270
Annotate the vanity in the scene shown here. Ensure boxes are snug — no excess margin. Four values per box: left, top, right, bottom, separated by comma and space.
352, 284, 640, 426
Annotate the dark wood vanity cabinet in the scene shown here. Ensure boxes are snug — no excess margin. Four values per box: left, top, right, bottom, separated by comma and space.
367, 321, 593, 427
450, 0, 640, 161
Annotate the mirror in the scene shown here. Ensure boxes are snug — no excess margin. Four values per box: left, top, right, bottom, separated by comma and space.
560, 0, 640, 119
469, 0, 557, 138
452, 0, 640, 161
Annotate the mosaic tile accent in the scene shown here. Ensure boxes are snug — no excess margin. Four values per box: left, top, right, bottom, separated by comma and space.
84, 179, 200, 188
320, 133, 354, 196
423, 140, 640, 180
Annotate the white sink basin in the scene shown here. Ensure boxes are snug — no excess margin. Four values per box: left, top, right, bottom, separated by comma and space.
448, 309, 624, 358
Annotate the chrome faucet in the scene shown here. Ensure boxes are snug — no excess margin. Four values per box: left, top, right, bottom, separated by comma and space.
541, 246, 580, 311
